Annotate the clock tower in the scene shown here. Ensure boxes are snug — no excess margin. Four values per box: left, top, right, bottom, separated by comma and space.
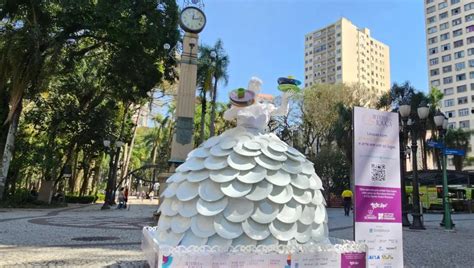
169, 4, 206, 169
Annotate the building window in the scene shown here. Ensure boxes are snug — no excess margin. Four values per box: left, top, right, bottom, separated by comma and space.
465, 3, 474, 11
440, 33, 450, 41
430, 69, 440, 76
429, 47, 438, 54
453, 29, 463, 37
427, 16, 436, 24
427, 0, 434, 3
457, 85, 467, 93
454, 51, 465, 59
443, 65, 452, 73
430, 58, 439, 65
455, 62, 465, 70
451, 0, 460, 4
444, 87, 454, 95
447, 110, 456, 118
460, 120, 470, 128
467, 36, 474, 44
444, 76, 453, 84
453, 40, 463, 48
468, 48, 474, 55
442, 43, 451, 51
458, 96, 468, 104
448, 122, 456, 128
440, 22, 449, 30
428, 26, 437, 34
469, 59, 474, 67
459, 108, 470, 117
439, 11, 449, 20
445, 99, 455, 107
452, 18, 462, 26
471, 83, 474, 90
452, 7, 461, 16
470, 71, 474, 79
432, 79, 441, 86
428, 37, 438, 44
442, 54, 451, 62
466, 14, 474, 22
467, 25, 474, 32
456, 73, 466, 81
439, 1, 448, 10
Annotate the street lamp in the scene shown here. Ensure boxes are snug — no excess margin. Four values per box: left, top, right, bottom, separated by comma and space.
434, 110, 455, 230
398, 102, 411, 227
101, 139, 125, 210
399, 101, 429, 230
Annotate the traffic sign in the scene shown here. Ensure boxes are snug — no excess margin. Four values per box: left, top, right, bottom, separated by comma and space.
444, 148, 465, 156
427, 140, 444, 149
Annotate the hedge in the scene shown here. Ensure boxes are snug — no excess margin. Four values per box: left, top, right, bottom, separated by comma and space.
65, 195, 97, 204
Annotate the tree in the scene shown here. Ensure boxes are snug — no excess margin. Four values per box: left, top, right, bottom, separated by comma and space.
445, 128, 472, 171
196, 45, 214, 144
207, 39, 229, 137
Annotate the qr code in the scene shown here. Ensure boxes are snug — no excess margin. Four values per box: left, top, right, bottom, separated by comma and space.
371, 163, 386, 182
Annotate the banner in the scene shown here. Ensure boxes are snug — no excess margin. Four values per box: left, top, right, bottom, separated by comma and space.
353, 107, 403, 267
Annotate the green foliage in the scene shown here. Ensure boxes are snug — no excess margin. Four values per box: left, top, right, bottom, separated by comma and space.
65, 195, 97, 204
445, 128, 473, 171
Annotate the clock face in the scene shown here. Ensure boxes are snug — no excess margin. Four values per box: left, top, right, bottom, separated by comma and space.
180, 7, 206, 33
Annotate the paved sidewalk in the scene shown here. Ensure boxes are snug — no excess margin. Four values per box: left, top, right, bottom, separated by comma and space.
1, 203, 473, 267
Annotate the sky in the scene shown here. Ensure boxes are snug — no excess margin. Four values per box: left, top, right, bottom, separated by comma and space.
196, 0, 428, 102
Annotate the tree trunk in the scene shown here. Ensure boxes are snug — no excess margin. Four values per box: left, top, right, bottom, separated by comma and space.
0, 102, 22, 200
79, 157, 92, 196
199, 90, 207, 144
209, 77, 218, 137
89, 156, 102, 195
69, 149, 80, 194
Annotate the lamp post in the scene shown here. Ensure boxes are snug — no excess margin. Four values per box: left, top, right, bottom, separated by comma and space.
101, 139, 124, 210
398, 103, 411, 227
434, 111, 455, 230
399, 101, 429, 230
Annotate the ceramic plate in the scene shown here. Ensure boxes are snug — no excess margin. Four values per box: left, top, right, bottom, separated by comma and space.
196, 197, 228, 216
301, 162, 315, 175
176, 181, 199, 201
255, 155, 282, 171
156, 229, 184, 246
219, 137, 238, 150
223, 198, 255, 222
314, 204, 326, 224
286, 147, 304, 157
310, 174, 323, 189
243, 140, 261, 151
290, 174, 310, 190
209, 167, 239, 183
160, 198, 179, 216
157, 215, 172, 230
251, 199, 280, 224
231, 233, 257, 247
268, 185, 293, 204
187, 158, 206, 171
262, 146, 288, 162
204, 155, 229, 170
312, 190, 324, 205
171, 215, 192, 233
202, 136, 221, 149
269, 220, 297, 241
179, 230, 208, 246
198, 179, 224, 202
276, 199, 302, 224
221, 180, 252, 198
188, 147, 210, 158
213, 214, 244, 239
299, 205, 315, 225
227, 152, 256, 170
187, 169, 209, 182
191, 214, 216, 238
295, 222, 312, 243
245, 180, 273, 201
282, 160, 303, 174
233, 142, 261, 157
178, 198, 199, 217
257, 235, 279, 246
241, 218, 270, 240
293, 188, 313, 204
268, 141, 288, 153
162, 183, 178, 198
265, 170, 291, 187
207, 234, 233, 248
210, 145, 233, 157
237, 166, 266, 184
311, 222, 328, 242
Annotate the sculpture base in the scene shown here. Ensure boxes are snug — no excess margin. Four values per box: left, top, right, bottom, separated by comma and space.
142, 227, 367, 268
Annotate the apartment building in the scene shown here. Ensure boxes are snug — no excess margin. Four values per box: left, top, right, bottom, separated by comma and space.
304, 17, 391, 99
424, 0, 474, 154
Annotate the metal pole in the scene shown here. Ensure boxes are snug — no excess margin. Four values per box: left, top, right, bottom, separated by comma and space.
441, 133, 454, 229
400, 117, 411, 226
410, 123, 425, 229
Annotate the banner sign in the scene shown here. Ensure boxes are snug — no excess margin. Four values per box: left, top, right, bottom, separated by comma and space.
353, 107, 403, 268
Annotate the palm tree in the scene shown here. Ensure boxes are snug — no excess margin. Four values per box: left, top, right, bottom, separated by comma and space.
445, 128, 472, 171
207, 39, 230, 137
196, 45, 214, 144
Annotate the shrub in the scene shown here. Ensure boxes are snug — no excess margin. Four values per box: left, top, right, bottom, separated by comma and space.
96, 193, 105, 202
65, 195, 96, 204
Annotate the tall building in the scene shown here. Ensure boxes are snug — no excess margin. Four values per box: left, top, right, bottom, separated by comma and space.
304, 18, 391, 97
424, 0, 474, 135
